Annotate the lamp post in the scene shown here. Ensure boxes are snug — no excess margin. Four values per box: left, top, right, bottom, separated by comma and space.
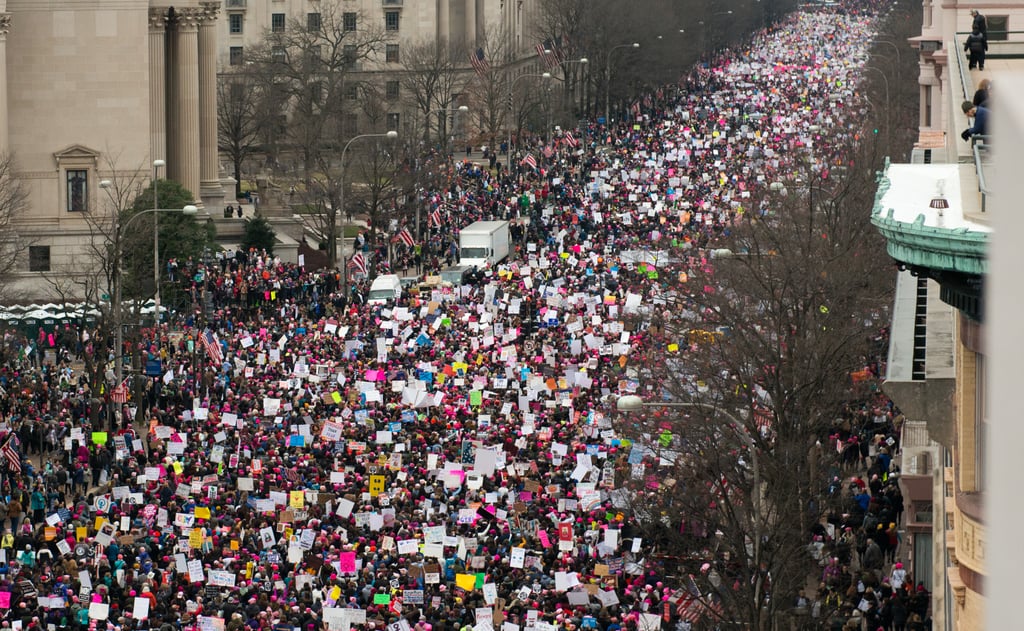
615, 393, 763, 608
604, 43, 639, 126
339, 131, 398, 292
152, 159, 165, 325
507, 72, 551, 171
95, 189, 198, 387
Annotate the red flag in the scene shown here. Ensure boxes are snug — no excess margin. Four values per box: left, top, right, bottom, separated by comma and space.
563, 131, 579, 148
520, 153, 537, 169
430, 209, 442, 227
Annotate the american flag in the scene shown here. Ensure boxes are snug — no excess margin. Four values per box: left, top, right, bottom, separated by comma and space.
563, 131, 579, 148
110, 379, 129, 404
536, 41, 557, 69
631, 101, 642, 117
348, 251, 367, 276
396, 228, 415, 248
542, 145, 554, 159
1, 434, 20, 474
672, 575, 705, 623
199, 329, 223, 365
520, 153, 537, 169
469, 47, 489, 77
429, 209, 442, 227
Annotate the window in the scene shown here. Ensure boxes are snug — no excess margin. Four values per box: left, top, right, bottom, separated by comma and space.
385, 44, 399, 63
28, 246, 50, 273
976, 354, 988, 491
343, 114, 359, 136
272, 46, 286, 63
385, 80, 400, 100
271, 13, 285, 33
229, 13, 243, 34
385, 10, 400, 31
343, 12, 357, 32
309, 81, 323, 105
343, 44, 358, 66
66, 169, 88, 212
345, 84, 359, 100
386, 113, 400, 132
987, 15, 1008, 41
307, 12, 321, 32
229, 46, 244, 66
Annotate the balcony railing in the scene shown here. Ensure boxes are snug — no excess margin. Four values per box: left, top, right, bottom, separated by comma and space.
383, 0, 403, 6
226, 0, 247, 8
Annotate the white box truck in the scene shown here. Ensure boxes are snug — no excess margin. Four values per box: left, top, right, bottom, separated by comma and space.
459, 221, 510, 268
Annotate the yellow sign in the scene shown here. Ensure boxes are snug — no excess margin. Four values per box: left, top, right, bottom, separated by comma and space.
368, 475, 386, 497
189, 528, 204, 549
76, 527, 88, 541
455, 573, 477, 591
194, 506, 211, 520
289, 491, 305, 509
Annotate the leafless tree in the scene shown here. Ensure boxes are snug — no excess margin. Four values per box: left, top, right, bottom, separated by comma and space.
401, 38, 465, 144
217, 69, 265, 200
615, 142, 893, 628
245, 3, 389, 266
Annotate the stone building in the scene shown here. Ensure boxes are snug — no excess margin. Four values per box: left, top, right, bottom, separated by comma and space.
3, 0, 223, 296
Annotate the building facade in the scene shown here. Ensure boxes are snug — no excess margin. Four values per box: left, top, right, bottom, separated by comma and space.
874, 3, 1024, 630
3, 0, 222, 297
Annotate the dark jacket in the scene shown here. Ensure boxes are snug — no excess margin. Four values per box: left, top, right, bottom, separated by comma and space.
965, 31, 988, 54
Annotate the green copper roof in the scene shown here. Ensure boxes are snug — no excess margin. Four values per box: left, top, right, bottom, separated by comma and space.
870, 159, 988, 276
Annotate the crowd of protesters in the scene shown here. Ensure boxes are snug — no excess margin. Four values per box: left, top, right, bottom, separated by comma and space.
0, 2, 927, 631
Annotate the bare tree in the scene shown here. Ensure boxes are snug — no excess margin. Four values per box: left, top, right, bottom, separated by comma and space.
217, 69, 265, 200
615, 143, 893, 628
245, 3, 389, 266
400, 38, 465, 144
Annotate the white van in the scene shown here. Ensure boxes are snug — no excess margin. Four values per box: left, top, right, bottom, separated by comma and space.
367, 274, 402, 305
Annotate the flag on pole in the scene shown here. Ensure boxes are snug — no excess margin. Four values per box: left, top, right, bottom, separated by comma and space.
563, 131, 579, 148
469, 47, 489, 77
397, 228, 415, 248
429, 209, 442, 227
1, 434, 20, 474
348, 251, 367, 276
199, 329, 223, 365
542, 145, 554, 159
520, 153, 537, 169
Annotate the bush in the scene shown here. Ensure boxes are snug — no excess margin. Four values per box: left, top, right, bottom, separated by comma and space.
240, 213, 276, 255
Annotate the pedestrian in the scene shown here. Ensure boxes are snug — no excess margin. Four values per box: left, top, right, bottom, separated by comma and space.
960, 100, 989, 141
964, 27, 987, 70
970, 9, 987, 37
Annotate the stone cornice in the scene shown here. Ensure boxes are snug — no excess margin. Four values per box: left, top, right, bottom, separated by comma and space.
0, 13, 11, 38
870, 159, 988, 276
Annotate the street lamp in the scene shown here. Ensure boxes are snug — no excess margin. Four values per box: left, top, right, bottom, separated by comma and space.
340, 131, 398, 291
863, 66, 891, 145
95, 186, 198, 387
152, 159, 165, 325
605, 43, 639, 126
507, 72, 552, 170
615, 393, 762, 599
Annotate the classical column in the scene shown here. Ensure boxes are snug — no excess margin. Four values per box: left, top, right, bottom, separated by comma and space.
198, 2, 225, 210
464, 0, 476, 49
149, 9, 167, 168
174, 8, 202, 206
0, 13, 10, 155
438, 0, 450, 44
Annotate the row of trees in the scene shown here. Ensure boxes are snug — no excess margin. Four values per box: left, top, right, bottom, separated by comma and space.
216, 0, 802, 268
